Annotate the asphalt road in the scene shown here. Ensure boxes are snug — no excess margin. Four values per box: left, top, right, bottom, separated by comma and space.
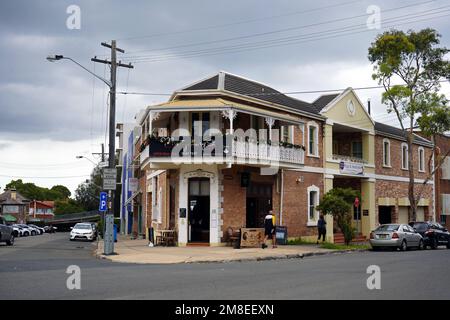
1, 232, 450, 300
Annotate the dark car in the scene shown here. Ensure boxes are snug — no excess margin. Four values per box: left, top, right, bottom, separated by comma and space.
0, 216, 15, 246
409, 221, 450, 249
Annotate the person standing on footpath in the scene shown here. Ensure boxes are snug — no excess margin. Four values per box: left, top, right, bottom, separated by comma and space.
317, 215, 327, 244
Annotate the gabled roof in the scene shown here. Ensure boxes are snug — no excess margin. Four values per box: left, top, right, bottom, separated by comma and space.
375, 122, 432, 146
0, 190, 30, 205
312, 94, 340, 112
178, 71, 320, 117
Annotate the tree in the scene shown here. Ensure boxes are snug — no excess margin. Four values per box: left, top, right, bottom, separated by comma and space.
50, 185, 71, 199
54, 199, 84, 215
5, 179, 72, 201
368, 28, 450, 221
75, 167, 102, 211
316, 188, 360, 245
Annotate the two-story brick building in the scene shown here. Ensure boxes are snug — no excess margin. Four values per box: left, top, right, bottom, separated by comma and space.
126, 71, 436, 245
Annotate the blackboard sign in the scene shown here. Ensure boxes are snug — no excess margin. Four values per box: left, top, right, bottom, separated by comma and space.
275, 226, 288, 245
179, 208, 187, 218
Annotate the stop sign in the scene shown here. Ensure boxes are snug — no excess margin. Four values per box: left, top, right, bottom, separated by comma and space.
354, 197, 360, 208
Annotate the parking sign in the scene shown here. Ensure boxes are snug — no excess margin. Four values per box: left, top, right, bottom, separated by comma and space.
99, 192, 108, 212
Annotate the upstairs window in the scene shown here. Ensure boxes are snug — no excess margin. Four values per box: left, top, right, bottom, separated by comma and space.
383, 139, 391, 167
352, 141, 363, 159
401, 143, 409, 170
418, 147, 425, 172
307, 122, 319, 157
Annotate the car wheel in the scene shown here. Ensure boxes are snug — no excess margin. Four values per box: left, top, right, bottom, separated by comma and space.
418, 240, 424, 250
24, 231, 29, 237
31, 231, 36, 236
446, 242, 450, 249
6, 235, 14, 246
371, 246, 380, 251
13, 231, 18, 237
431, 238, 438, 250
400, 240, 407, 251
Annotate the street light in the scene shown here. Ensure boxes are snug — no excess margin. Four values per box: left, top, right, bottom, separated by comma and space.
46, 55, 112, 88
76, 155, 97, 166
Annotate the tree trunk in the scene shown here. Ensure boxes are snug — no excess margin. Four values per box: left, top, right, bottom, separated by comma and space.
407, 123, 417, 222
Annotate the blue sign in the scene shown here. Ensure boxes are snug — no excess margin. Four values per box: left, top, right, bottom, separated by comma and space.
99, 192, 108, 212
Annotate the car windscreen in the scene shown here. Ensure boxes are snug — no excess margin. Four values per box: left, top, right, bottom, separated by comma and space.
412, 223, 428, 231
376, 225, 399, 231
74, 224, 92, 230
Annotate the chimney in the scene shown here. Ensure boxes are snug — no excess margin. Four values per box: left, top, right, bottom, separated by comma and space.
10, 188, 17, 200
367, 98, 371, 115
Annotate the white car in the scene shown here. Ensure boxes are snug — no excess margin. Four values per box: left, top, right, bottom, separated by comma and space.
18, 224, 37, 236
70, 223, 96, 241
28, 224, 45, 235
12, 225, 23, 237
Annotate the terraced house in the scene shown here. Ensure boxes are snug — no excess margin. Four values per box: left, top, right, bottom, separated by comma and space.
122, 72, 435, 245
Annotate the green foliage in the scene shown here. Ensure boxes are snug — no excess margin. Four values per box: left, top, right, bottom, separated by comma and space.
54, 199, 84, 215
74, 167, 102, 211
319, 243, 370, 250
5, 179, 71, 201
368, 28, 450, 220
316, 188, 360, 245
368, 28, 450, 132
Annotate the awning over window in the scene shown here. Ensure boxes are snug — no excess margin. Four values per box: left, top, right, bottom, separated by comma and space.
2, 214, 17, 222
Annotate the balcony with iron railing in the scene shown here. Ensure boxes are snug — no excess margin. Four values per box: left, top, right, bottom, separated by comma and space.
139, 135, 305, 168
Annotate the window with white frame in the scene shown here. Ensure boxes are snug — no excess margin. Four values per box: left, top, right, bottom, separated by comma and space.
307, 122, 319, 157
418, 147, 425, 172
401, 143, 409, 170
442, 157, 450, 180
383, 139, 391, 167
280, 125, 294, 143
307, 185, 320, 225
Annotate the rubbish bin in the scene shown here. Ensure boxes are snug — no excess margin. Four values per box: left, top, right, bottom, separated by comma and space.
113, 224, 118, 243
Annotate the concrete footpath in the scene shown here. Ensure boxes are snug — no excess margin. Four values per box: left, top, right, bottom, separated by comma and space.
95, 236, 359, 264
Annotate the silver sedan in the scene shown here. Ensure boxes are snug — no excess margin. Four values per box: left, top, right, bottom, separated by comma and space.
370, 224, 424, 251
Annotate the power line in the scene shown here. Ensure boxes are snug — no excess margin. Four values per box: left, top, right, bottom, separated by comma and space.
0, 174, 91, 179
115, 0, 364, 42
120, 0, 434, 58
123, 7, 450, 63
117, 80, 449, 97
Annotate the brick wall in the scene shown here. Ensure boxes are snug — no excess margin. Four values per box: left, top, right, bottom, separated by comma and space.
282, 171, 324, 238
375, 179, 433, 223
435, 134, 450, 228
375, 135, 432, 180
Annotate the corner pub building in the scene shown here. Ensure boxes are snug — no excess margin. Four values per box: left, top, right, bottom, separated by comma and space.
121, 71, 434, 246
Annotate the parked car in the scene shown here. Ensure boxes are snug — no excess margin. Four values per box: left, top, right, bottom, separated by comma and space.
18, 224, 39, 236
28, 224, 45, 235
44, 225, 57, 233
370, 224, 424, 251
409, 221, 450, 249
90, 223, 98, 239
0, 216, 14, 245
11, 225, 23, 237
70, 223, 96, 241
15, 224, 30, 236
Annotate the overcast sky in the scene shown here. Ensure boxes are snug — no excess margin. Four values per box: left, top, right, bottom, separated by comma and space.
0, 0, 449, 195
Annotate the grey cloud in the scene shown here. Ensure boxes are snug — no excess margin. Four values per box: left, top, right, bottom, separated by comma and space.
0, 0, 449, 142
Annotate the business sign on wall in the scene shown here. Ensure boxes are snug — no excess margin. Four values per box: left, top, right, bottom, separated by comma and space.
339, 161, 364, 175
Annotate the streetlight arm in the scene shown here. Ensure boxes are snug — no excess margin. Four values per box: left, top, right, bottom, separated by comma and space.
63, 57, 112, 88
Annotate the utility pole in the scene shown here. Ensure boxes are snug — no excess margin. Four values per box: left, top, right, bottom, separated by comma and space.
92, 40, 133, 255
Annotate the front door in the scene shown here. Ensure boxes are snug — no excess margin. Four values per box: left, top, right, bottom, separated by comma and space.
188, 178, 210, 243
246, 183, 272, 228
379, 206, 392, 225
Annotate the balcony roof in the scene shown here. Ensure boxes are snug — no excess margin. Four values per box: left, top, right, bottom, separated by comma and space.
148, 98, 305, 125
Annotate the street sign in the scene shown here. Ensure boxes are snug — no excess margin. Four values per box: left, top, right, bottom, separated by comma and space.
98, 161, 109, 168
99, 192, 108, 212
103, 168, 117, 190
103, 179, 117, 190
102, 168, 117, 179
